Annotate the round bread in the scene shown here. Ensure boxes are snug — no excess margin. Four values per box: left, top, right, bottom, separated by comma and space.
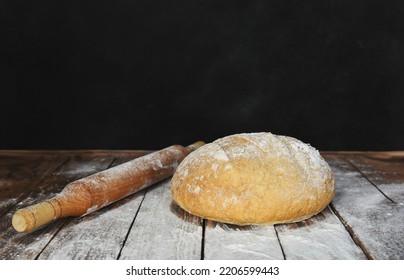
170, 132, 335, 225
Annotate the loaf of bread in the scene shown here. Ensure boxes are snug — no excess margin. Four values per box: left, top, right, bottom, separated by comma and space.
170, 132, 335, 225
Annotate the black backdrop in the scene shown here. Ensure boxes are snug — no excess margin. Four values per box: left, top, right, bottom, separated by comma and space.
1, 0, 404, 150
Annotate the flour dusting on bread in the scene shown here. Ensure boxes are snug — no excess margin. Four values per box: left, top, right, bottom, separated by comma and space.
170, 132, 335, 226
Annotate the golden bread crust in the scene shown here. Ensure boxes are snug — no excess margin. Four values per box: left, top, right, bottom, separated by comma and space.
170, 132, 335, 225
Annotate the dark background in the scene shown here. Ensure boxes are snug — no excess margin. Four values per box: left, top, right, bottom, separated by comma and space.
1, 0, 404, 150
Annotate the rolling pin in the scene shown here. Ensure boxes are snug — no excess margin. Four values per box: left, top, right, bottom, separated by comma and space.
12, 141, 204, 233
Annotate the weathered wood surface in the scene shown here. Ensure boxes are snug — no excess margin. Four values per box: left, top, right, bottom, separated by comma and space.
324, 153, 404, 260
275, 206, 366, 259
0, 150, 403, 260
119, 180, 203, 260
344, 153, 404, 203
0, 153, 67, 217
204, 221, 284, 260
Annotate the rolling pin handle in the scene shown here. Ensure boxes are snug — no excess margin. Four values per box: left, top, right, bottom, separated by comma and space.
12, 199, 61, 233
186, 141, 205, 153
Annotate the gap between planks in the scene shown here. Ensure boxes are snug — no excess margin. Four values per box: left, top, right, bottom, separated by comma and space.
273, 226, 286, 260
116, 190, 148, 260
343, 156, 396, 204
328, 203, 373, 260
325, 154, 395, 259
200, 219, 206, 260
324, 154, 404, 259
35, 157, 119, 259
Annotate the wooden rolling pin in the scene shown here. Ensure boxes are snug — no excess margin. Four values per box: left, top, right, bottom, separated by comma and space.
12, 141, 204, 233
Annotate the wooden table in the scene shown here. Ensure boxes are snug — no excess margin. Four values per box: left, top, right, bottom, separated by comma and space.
0, 150, 403, 260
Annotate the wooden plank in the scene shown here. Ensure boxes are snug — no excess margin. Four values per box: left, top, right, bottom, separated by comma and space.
0, 155, 114, 260
203, 221, 284, 260
324, 154, 404, 260
275, 206, 367, 259
37, 156, 147, 260
119, 180, 202, 260
345, 153, 404, 203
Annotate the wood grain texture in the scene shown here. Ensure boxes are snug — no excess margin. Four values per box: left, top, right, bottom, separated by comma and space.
0, 155, 114, 259
0, 153, 67, 217
119, 180, 202, 260
204, 221, 284, 260
344, 154, 404, 203
275, 206, 367, 259
324, 154, 404, 260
